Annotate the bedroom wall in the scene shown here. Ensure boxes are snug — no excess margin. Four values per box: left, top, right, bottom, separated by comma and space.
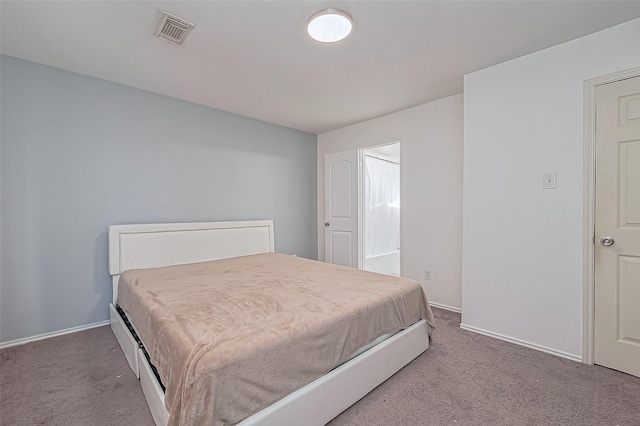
462, 18, 640, 359
317, 94, 463, 311
0, 56, 317, 344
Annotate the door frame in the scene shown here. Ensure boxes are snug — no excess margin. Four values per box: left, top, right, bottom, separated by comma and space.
582, 66, 640, 365
358, 141, 404, 276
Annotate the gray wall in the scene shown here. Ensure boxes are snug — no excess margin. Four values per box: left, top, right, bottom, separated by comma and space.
0, 56, 317, 343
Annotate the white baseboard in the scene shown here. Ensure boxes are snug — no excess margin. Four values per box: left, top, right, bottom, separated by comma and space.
459, 323, 582, 363
0, 320, 110, 349
429, 302, 462, 313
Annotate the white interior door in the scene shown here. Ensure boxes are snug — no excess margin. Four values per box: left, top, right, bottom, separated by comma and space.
594, 75, 640, 377
324, 151, 358, 267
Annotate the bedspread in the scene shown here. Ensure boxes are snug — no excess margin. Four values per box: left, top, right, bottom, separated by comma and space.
117, 253, 434, 426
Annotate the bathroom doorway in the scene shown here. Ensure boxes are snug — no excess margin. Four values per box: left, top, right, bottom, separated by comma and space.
360, 143, 401, 276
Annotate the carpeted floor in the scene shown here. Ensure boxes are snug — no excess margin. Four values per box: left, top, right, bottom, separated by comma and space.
1, 308, 638, 425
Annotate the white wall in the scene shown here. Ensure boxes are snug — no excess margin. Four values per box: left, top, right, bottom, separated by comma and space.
318, 94, 463, 310
462, 18, 640, 359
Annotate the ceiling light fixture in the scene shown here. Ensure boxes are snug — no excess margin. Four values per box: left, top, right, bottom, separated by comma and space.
307, 9, 353, 43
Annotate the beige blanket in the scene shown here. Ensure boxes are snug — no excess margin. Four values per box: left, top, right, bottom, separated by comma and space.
117, 253, 434, 426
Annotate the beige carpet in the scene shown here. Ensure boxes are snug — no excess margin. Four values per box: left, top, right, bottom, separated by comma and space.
1, 308, 638, 425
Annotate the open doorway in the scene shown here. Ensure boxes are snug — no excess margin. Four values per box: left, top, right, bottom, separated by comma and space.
360, 143, 401, 276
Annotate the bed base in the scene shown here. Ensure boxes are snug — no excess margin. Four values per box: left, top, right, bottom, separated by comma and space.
110, 303, 429, 426
110, 304, 139, 377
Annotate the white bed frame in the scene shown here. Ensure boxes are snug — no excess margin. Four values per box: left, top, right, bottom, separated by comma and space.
108, 220, 429, 426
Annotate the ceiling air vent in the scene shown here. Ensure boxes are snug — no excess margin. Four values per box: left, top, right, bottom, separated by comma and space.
155, 11, 194, 45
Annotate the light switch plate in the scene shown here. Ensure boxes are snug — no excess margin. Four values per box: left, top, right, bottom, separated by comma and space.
543, 173, 557, 189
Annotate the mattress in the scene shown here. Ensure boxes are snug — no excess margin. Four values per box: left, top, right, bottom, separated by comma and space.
117, 253, 434, 426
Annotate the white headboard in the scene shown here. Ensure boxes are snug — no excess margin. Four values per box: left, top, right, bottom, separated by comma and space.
108, 220, 274, 304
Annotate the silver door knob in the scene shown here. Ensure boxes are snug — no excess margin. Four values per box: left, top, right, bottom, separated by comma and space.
324, 222, 330, 227
600, 236, 614, 246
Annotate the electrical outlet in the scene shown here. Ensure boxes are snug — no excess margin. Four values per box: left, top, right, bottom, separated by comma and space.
424, 269, 431, 280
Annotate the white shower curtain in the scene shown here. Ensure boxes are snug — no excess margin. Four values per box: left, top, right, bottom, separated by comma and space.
364, 155, 400, 259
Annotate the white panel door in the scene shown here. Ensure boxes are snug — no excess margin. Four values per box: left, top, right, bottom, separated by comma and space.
324, 151, 358, 267
595, 75, 640, 377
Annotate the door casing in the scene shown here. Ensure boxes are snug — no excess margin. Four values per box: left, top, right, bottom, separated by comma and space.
582, 66, 640, 365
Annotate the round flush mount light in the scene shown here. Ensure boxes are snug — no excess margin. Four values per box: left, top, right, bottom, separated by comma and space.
307, 9, 353, 43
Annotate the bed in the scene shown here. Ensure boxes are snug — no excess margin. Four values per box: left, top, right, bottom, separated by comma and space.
108, 220, 434, 426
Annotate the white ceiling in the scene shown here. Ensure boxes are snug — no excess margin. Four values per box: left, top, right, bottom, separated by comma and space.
2, 1, 639, 134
